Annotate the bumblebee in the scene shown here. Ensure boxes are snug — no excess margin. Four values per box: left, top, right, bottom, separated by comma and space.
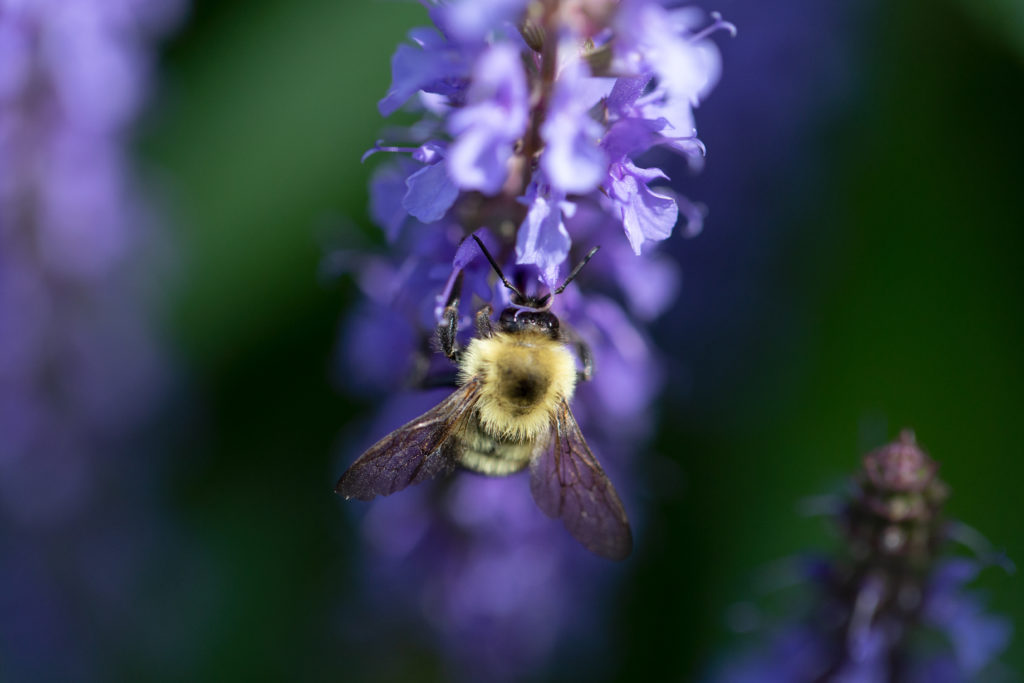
336, 237, 632, 560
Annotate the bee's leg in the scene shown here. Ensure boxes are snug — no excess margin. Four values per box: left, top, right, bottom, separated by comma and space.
475, 304, 494, 338
561, 323, 594, 382
438, 300, 463, 363
574, 338, 595, 383
438, 271, 464, 363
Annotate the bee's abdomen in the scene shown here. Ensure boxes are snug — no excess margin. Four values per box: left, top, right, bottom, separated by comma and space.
457, 420, 535, 476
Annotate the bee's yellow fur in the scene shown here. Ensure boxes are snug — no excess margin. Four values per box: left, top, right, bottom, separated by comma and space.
458, 331, 577, 443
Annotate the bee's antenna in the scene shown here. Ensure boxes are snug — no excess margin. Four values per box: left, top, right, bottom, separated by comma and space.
553, 245, 600, 295
471, 234, 526, 301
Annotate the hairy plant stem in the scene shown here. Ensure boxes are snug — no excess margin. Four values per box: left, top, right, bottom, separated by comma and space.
515, 0, 560, 199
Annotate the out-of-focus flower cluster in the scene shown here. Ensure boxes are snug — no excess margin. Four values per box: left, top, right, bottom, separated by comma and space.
335, 0, 731, 677
0, 0, 178, 520
712, 431, 1012, 683
0, 1, 182, 678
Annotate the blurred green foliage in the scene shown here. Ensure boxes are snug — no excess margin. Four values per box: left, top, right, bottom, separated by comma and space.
146, 0, 421, 366
956, 0, 1024, 64
140, 0, 1023, 680
141, 1, 421, 680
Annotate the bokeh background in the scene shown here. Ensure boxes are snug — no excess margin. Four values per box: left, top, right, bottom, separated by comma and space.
3, 0, 1024, 680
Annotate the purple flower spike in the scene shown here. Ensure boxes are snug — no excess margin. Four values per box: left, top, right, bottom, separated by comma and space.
364, 0, 729, 278
338, 2, 734, 676
516, 184, 574, 287
605, 159, 678, 254
447, 43, 528, 194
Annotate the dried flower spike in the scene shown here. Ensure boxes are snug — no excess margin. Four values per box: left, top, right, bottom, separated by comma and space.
713, 431, 1011, 683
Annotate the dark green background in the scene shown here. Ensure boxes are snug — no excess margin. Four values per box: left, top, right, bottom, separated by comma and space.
139, 0, 1024, 679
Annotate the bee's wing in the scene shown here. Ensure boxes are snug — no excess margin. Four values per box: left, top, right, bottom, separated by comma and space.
336, 378, 482, 501
529, 399, 633, 561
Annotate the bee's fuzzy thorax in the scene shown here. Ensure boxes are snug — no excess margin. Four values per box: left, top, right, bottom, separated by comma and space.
459, 331, 577, 441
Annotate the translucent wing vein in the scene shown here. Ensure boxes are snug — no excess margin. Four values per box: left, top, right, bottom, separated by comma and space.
336, 379, 481, 501
529, 399, 633, 560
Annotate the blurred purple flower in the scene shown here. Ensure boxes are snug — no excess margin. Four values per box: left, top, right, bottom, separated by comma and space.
368, 156, 421, 241
540, 60, 610, 194
378, 26, 471, 117
0, 0, 180, 516
614, 2, 725, 113
404, 143, 460, 223
345, 398, 623, 680
447, 42, 529, 193
920, 559, 1013, 677
435, 0, 531, 44
0, 0, 185, 679
710, 431, 1012, 683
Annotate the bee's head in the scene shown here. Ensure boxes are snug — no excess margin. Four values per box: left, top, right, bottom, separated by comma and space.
497, 306, 560, 338
470, 234, 599, 333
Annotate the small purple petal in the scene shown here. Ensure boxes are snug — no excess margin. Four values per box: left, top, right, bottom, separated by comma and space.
675, 192, 707, 237
412, 141, 446, 164
602, 116, 667, 160
607, 75, 652, 114
408, 26, 447, 50
635, 88, 698, 142
370, 161, 417, 242
922, 560, 1013, 675
447, 43, 528, 193
663, 134, 707, 170
433, 229, 501, 322
379, 30, 468, 117
437, 0, 530, 43
446, 126, 507, 193
403, 162, 458, 223
606, 160, 678, 254
615, 2, 723, 106
516, 186, 573, 287
541, 61, 609, 194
